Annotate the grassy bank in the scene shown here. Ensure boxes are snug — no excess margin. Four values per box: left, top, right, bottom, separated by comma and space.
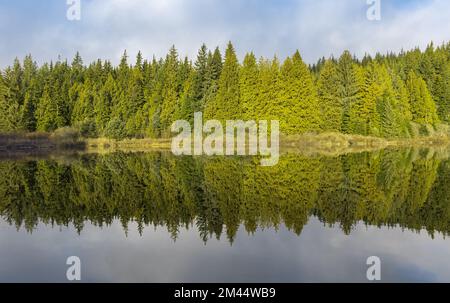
280, 132, 450, 156
85, 131, 450, 154
0, 128, 85, 154
2, 129, 450, 157
85, 137, 172, 153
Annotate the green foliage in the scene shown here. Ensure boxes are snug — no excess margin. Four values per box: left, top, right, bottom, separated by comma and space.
0, 42, 449, 139
51, 127, 81, 144
104, 117, 127, 140
277, 51, 322, 134
159, 46, 181, 136
317, 60, 342, 131
205, 42, 241, 121
240, 52, 259, 119
406, 71, 440, 125
36, 85, 60, 132
0, 149, 448, 240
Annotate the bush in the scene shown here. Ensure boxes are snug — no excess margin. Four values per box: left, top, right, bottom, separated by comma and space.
51, 127, 80, 144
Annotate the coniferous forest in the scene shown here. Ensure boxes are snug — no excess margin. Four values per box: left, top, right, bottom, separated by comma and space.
1, 41, 450, 140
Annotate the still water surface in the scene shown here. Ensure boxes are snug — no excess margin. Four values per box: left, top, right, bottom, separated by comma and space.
0, 148, 449, 282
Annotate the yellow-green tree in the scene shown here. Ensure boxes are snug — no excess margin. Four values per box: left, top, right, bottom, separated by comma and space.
317, 59, 342, 131
277, 51, 322, 134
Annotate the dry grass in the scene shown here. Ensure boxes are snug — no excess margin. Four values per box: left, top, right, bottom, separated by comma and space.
0, 129, 85, 153
86, 137, 172, 153
2, 127, 449, 158
281, 131, 450, 156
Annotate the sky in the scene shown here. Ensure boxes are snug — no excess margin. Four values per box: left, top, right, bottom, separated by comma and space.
0, 0, 450, 68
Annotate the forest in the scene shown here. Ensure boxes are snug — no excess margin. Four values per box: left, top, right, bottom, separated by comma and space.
0, 42, 450, 140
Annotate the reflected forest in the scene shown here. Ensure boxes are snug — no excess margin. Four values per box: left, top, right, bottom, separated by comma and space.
1, 149, 449, 243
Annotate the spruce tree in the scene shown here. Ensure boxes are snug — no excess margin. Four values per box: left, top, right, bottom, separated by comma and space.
349, 63, 381, 136
205, 42, 241, 121
254, 57, 280, 121
317, 60, 342, 131
277, 51, 321, 134
0, 74, 14, 132
36, 84, 59, 131
337, 51, 363, 133
240, 52, 259, 119
202, 47, 223, 113
406, 71, 439, 125
160, 46, 180, 136
95, 73, 116, 133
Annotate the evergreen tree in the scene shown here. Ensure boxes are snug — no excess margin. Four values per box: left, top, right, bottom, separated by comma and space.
406, 71, 439, 125
317, 60, 342, 131
179, 44, 209, 123
240, 52, 259, 118
202, 47, 223, 113
337, 51, 363, 133
95, 74, 116, 133
205, 42, 241, 121
0, 74, 17, 132
277, 51, 322, 134
0, 41, 449, 140
349, 63, 381, 136
160, 46, 180, 136
36, 84, 59, 131
254, 57, 280, 121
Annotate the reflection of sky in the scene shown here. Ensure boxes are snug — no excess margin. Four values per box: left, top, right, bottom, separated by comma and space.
0, 217, 448, 282
1, 0, 449, 67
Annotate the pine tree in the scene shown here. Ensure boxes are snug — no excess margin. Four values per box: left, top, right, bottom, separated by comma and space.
406, 71, 439, 125
254, 57, 280, 121
191, 44, 208, 106
20, 55, 38, 131
430, 47, 450, 123
240, 52, 259, 119
160, 46, 180, 136
95, 73, 116, 133
337, 51, 363, 133
0, 42, 449, 140
317, 60, 342, 131
21, 81, 38, 131
0, 74, 13, 131
125, 53, 146, 136
277, 51, 321, 134
202, 47, 222, 113
71, 51, 84, 83
36, 84, 59, 131
205, 42, 241, 121
349, 63, 382, 136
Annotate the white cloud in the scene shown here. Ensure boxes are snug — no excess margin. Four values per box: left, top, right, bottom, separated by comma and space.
1, 0, 450, 67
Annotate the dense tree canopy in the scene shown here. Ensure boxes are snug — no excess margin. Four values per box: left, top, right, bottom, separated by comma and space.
1, 41, 449, 139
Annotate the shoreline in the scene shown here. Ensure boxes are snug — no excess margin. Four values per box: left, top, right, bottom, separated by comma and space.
1, 132, 449, 157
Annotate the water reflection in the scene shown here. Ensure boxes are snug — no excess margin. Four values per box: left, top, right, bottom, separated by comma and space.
1, 148, 449, 242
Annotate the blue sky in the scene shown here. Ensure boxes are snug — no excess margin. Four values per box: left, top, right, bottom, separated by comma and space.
0, 0, 449, 67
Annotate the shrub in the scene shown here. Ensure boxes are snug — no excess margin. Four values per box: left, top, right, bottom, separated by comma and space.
51, 127, 80, 144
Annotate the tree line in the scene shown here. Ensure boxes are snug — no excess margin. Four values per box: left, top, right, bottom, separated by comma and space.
1, 42, 449, 139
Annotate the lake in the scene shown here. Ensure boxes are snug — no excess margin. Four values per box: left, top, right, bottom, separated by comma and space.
0, 148, 449, 282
